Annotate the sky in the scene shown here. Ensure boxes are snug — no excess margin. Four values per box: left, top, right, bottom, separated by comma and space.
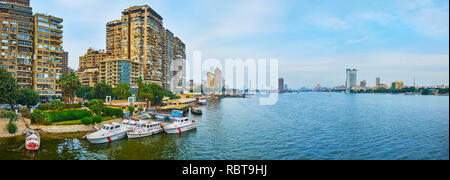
31, 0, 449, 88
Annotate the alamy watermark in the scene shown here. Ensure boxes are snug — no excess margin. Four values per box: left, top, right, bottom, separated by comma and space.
185, 51, 279, 105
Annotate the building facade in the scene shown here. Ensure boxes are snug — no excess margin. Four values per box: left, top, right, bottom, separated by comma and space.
213, 68, 222, 92
79, 48, 108, 69
391, 81, 404, 89
61, 51, 69, 75
76, 67, 98, 87
278, 78, 284, 92
106, 5, 165, 85
0, 0, 34, 89
98, 58, 143, 88
164, 29, 174, 91
33, 13, 63, 101
360, 80, 367, 88
345, 69, 357, 89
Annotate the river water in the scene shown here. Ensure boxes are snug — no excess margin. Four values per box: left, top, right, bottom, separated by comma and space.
0, 92, 448, 160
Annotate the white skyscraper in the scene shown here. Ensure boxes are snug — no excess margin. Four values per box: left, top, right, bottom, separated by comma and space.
346, 69, 358, 89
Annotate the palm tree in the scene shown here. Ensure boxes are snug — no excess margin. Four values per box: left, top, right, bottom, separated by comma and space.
57, 73, 80, 104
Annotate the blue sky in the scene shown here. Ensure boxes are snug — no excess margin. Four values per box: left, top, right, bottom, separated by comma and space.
31, 0, 449, 88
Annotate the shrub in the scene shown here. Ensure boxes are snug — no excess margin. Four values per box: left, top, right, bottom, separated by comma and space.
81, 117, 93, 125
64, 103, 82, 109
92, 115, 103, 124
101, 107, 123, 118
48, 100, 64, 110
89, 99, 104, 115
47, 109, 92, 123
38, 103, 49, 110
7, 123, 17, 134
31, 109, 48, 125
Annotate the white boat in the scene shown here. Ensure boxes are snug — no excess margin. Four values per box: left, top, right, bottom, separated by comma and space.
198, 98, 207, 105
86, 122, 128, 144
127, 121, 163, 139
164, 117, 197, 134
121, 119, 138, 131
25, 131, 40, 151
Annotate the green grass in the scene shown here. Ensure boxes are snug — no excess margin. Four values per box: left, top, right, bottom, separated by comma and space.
52, 116, 115, 126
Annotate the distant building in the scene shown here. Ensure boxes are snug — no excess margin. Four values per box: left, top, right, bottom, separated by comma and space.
346, 69, 357, 89
376, 77, 381, 86
213, 68, 222, 92
205, 72, 214, 89
278, 78, 284, 92
376, 77, 388, 89
284, 84, 288, 90
391, 81, 404, 89
360, 80, 367, 88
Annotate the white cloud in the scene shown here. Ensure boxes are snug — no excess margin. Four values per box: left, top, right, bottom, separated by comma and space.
310, 14, 349, 30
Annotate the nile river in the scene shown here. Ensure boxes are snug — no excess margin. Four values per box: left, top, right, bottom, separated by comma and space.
0, 93, 448, 160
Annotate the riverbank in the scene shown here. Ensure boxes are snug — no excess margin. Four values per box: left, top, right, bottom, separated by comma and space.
0, 117, 123, 138
0, 118, 28, 138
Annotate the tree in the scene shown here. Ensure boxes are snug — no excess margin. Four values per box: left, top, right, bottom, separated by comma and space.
93, 82, 113, 101
89, 99, 104, 115
128, 105, 136, 117
48, 100, 64, 110
57, 72, 81, 104
0, 68, 19, 108
2, 110, 18, 123
77, 86, 94, 100
113, 83, 131, 100
17, 88, 40, 107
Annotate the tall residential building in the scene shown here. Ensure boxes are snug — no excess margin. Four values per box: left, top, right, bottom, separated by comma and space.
170, 58, 185, 94
213, 68, 222, 92
345, 69, 357, 89
164, 29, 174, 91
278, 78, 284, 92
98, 58, 143, 88
376, 77, 381, 86
33, 13, 63, 101
0, 0, 34, 89
106, 5, 165, 85
61, 51, 68, 75
76, 67, 98, 87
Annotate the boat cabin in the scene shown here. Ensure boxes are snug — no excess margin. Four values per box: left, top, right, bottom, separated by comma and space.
174, 117, 190, 123
102, 123, 120, 130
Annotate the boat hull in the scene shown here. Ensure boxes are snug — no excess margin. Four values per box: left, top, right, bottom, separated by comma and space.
26, 144, 39, 151
87, 132, 127, 144
127, 130, 161, 139
165, 124, 197, 134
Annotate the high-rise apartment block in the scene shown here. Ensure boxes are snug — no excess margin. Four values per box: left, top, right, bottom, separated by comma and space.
103, 5, 186, 93
32, 13, 63, 101
278, 78, 284, 92
106, 5, 165, 86
0, 0, 34, 89
1, 1, 64, 102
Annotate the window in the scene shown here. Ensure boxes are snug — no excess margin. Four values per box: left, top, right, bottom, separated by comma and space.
1, 40, 8, 44
18, 34, 31, 40
38, 22, 49, 28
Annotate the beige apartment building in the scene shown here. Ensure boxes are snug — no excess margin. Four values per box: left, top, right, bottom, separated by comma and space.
0, 0, 34, 89
32, 13, 63, 101
76, 48, 109, 87
98, 58, 143, 88
106, 5, 165, 86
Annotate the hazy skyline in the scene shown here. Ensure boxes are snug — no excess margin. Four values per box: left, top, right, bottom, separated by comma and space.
31, 0, 449, 88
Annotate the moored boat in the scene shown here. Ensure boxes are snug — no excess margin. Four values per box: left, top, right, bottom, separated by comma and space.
127, 121, 163, 139
164, 117, 197, 134
86, 122, 128, 144
198, 98, 207, 105
190, 105, 202, 115
25, 131, 40, 151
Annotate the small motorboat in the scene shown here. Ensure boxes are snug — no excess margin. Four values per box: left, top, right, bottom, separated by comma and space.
198, 98, 208, 105
127, 121, 163, 139
164, 117, 197, 134
121, 119, 138, 131
190, 105, 203, 115
86, 122, 128, 144
25, 131, 40, 151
